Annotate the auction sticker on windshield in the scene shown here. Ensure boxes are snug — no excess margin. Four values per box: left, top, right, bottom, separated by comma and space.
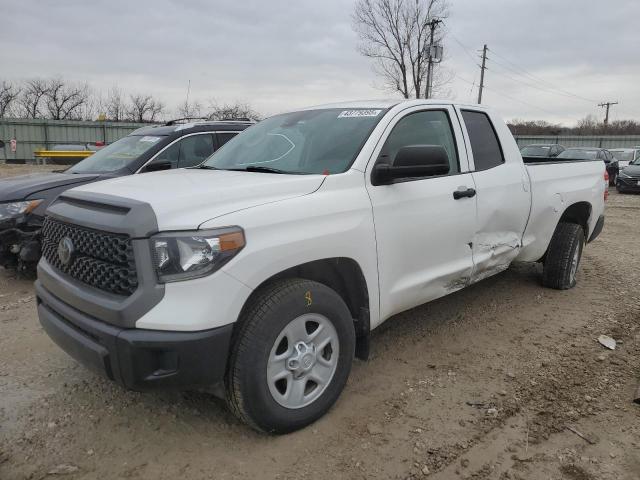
338, 110, 382, 118
139, 136, 162, 143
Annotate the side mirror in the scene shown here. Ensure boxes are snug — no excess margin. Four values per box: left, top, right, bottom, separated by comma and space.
0, 140, 5, 148
143, 160, 172, 172
372, 145, 450, 185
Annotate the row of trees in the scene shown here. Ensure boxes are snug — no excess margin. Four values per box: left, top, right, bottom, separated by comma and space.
508, 116, 640, 136
0, 78, 261, 123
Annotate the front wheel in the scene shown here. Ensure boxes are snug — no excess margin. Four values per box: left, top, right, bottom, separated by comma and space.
225, 279, 355, 434
542, 222, 585, 290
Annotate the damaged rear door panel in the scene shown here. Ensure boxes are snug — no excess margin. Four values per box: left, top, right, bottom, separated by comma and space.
456, 108, 531, 284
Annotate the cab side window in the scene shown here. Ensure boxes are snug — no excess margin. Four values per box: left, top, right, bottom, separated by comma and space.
152, 141, 180, 169
461, 110, 504, 171
217, 132, 238, 148
146, 134, 215, 171
378, 110, 459, 175
177, 134, 214, 168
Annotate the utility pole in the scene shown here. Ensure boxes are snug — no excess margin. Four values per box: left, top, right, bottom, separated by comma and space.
424, 18, 443, 99
477, 44, 488, 104
598, 101, 618, 126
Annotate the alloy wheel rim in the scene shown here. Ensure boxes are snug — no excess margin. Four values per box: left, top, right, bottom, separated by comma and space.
267, 313, 339, 409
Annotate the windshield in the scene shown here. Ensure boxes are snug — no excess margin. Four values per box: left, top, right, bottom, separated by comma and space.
521, 145, 551, 156
557, 149, 598, 160
203, 108, 386, 174
68, 135, 165, 173
611, 150, 633, 161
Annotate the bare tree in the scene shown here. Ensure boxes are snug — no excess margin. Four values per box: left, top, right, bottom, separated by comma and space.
0, 81, 21, 118
207, 101, 261, 121
18, 78, 49, 118
353, 0, 450, 98
176, 99, 203, 119
105, 86, 128, 121
126, 94, 165, 123
43, 78, 89, 120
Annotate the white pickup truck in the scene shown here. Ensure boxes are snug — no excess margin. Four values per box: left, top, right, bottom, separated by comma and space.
36, 100, 606, 433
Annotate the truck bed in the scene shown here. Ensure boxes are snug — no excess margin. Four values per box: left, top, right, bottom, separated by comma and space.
517, 159, 606, 262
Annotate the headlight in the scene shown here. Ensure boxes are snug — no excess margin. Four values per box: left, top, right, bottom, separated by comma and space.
619, 171, 630, 178
151, 227, 245, 282
0, 200, 43, 221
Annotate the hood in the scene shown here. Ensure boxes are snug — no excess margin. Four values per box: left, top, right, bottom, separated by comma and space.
69, 168, 326, 231
0, 172, 100, 202
622, 164, 640, 175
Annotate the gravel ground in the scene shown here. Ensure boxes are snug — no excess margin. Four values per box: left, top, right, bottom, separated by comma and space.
0, 168, 638, 479
0, 164, 57, 178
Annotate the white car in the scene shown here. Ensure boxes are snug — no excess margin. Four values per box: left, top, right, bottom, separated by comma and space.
610, 148, 640, 169
36, 100, 606, 433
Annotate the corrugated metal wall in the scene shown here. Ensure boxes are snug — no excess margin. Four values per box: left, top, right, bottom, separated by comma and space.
514, 135, 640, 149
0, 118, 150, 163
3, 119, 639, 162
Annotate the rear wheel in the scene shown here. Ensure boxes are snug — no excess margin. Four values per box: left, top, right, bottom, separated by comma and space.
225, 279, 355, 434
542, 222, 585, 290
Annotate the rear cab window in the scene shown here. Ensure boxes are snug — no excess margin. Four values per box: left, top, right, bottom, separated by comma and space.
461, 110, 504, 171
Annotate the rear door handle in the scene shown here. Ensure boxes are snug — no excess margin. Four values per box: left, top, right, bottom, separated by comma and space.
453, 187, 476, 200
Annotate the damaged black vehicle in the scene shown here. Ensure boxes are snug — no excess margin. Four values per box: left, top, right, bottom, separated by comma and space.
0, 119, 251, 272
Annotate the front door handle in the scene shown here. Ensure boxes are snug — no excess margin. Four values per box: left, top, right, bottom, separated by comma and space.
453, 187, 476, 200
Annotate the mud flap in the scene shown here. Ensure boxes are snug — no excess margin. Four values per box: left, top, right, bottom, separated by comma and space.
354, 306, 370, 360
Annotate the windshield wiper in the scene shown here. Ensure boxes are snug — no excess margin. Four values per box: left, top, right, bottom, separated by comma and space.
218, 165, 292, 174
197, 165, 219, 170
243, 165, 289, 174
199, 165, 305, 174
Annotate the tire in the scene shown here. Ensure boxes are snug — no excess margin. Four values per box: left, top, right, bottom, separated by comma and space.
542, 222, 585, 290
225, 278, 355, 434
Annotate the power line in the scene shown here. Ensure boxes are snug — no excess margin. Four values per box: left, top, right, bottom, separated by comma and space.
487, 47, 598, 104
454, 74, 559, 116
443, 26, 481, 67
486, 58, 599, 104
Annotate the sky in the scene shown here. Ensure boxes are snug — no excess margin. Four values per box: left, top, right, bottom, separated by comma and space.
1, 0, 638, 125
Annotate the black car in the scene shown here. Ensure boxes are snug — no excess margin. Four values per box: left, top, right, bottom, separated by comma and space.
520, 143, 565, 158
0, 119, 252, 271
616, 157, 640, 193
557, 147, 617, 185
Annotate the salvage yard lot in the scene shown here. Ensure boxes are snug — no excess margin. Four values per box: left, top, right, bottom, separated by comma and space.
0, 164, 638, 478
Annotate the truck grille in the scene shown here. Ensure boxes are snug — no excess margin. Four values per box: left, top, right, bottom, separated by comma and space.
41, 217, 138, 296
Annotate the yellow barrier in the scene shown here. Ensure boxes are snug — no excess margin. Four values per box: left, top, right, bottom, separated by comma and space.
33, 150, 95, 158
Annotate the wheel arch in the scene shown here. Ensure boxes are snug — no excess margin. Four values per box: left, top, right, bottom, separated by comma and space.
235, 257, 371, 360
540, 201, 592, 262
558, 201, 592, 237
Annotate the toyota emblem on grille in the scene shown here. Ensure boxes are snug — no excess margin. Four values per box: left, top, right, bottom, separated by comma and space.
57, 237, 75, 265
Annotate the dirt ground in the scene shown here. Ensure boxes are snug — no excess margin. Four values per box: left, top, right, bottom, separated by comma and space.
0, 166, 638, 479
0, 164, 57, 178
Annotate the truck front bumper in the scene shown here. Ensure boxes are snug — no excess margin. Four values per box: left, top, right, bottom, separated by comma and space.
36, 280, 234, 391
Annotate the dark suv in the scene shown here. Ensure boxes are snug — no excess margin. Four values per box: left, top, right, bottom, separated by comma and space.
0, 119, 252, 271
557, 147, 617, 185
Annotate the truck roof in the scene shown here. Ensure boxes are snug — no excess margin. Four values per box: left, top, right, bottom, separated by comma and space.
303, 99, 491, 111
